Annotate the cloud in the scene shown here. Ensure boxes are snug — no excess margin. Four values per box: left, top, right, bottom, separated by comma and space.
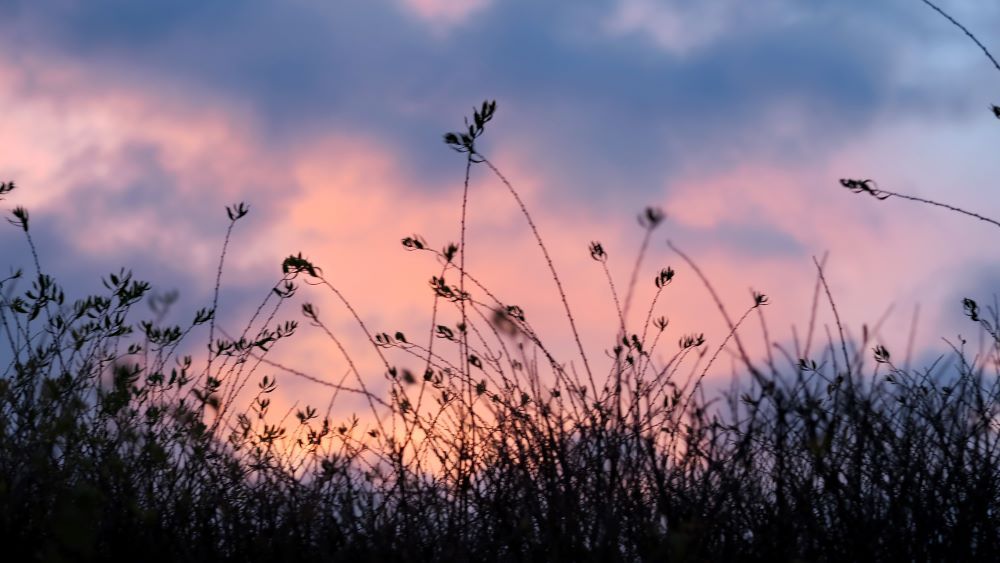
0, 52, 304, 342
602, 0, 799, 55
397, 0, 492, 28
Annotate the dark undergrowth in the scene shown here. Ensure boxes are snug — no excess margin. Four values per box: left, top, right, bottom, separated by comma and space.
3, 4, 1000, 561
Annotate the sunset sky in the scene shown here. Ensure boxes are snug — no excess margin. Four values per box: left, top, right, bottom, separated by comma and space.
2, 0, 999, 412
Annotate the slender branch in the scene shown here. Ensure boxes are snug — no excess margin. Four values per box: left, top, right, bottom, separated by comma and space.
841, 178, 1000, 230
920, 0, 1000, 73
478, 155, 596, 395
813, 256, 851, 379
667, 240, 757, 375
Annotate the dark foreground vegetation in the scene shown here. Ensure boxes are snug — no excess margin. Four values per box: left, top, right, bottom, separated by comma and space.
3, 5, 1000, 562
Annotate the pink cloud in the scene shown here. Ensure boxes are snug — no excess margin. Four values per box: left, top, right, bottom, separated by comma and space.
658, 145, 995, 371
0, 54, 290, 272
397, 0, 491, 29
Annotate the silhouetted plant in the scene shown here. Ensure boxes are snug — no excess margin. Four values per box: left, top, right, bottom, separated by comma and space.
2, 4, 1000, 558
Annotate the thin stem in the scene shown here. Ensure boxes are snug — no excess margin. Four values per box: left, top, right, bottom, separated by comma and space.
667, 240, 758, 376
920, 0, 1000, 73
678, 303, 759, 423
458, 153, 473, 533
478, 154, 596, 396
206, 217, 237, 379
813, 256, 851, 379
910, 190, 1000, 228
623, 227, 655, 324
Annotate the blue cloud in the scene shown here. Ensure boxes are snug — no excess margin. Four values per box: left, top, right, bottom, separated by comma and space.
0, 0, 918, 193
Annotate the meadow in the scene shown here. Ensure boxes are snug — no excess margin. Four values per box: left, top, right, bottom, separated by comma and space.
3, 5, 1000, 561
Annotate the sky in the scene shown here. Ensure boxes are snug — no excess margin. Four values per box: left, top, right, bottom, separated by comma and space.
2, 0, 999, 418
